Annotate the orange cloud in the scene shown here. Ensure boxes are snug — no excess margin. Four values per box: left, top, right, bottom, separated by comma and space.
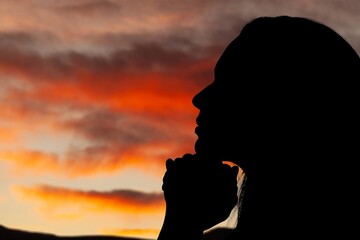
0, 147, 159, 178
15, 184, 165, 218
0, 123, 196, 178
28, 74, 199, 117
0, 126, 19, 143
0, 150, 60, 174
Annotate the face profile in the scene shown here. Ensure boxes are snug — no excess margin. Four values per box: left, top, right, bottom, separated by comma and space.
192, 15, 359, 173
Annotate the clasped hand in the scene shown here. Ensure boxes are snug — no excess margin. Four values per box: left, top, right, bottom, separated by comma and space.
162, 153, 239, 231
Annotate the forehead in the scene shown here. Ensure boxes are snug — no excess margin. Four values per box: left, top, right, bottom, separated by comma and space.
213, 45, 256, 90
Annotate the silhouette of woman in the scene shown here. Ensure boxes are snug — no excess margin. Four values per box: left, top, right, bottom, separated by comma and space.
157, 15, 360, 240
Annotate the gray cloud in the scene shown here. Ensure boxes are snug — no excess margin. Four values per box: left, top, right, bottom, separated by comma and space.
38, 184, 163, 203
1, 0, 359, 79
56, 0, 122, 16
18, 183, 164, 209
63, 109, 171, 146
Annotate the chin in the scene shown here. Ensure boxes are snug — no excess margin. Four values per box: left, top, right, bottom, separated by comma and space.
194, 138, 223, 161
195, 137, 243, 164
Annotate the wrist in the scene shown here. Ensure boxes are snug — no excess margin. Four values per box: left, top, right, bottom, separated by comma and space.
158, 208, 203, 240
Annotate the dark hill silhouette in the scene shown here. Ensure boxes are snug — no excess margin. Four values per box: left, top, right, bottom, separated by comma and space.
0, 225, 227, 240
0, 225, 151, 240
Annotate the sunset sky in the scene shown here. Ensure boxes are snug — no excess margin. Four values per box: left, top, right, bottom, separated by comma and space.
0, 0, 359, 239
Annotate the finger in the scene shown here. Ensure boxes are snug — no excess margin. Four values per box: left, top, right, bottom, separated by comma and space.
173, 154, 197, 169
175, 153, 195, 163
182, 153, 194, 158
220, 164, 239, 177
165, 159, 174, 170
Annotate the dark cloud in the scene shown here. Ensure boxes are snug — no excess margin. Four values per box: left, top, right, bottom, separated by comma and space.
2, 0, 359, 85
63, 109, 169, 145
37, 184, 164, 205
57, 0, 122, 16
0, 32, 37, 45
0, 33, 214, 82
61, 107, 196, 162
104, 188, 164, 205
0, 44, 73, 81
17, 184, 164, 212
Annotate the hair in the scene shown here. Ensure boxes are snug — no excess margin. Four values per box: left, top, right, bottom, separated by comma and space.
220, 16, 359, 239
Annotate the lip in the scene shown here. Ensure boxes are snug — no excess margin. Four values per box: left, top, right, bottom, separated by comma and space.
195, 125, 209, 138
195, 126, 200, 135
195, 116, 200, 126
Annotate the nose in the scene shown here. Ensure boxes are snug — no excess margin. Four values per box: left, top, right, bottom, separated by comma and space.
192, 84, 213, 109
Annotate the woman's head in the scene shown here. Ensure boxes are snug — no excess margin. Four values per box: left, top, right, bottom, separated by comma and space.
193, 15, 359, 238
192, 15, 359, 174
